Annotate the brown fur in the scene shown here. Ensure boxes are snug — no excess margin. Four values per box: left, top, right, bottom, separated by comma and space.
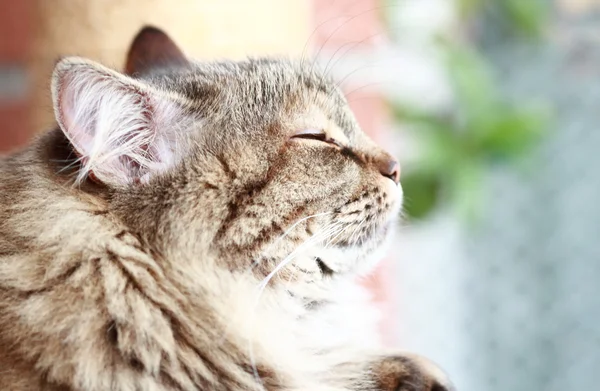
0, 27, 454, 391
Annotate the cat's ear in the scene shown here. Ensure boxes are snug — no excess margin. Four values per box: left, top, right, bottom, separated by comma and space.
51, 57, 192, 186
125, 26, 189, 76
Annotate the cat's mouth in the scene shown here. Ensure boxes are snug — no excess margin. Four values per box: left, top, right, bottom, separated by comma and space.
326, 182, 402, 249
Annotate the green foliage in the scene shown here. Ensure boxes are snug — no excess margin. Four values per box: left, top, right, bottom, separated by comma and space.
457, 0, 549, 38
401, 172, 442, 220
386, 0, 551, 223
501, 0, 549, 37
396, 43, 551, 222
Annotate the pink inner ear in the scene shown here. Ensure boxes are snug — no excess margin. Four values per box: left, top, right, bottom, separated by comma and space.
53, 64, 155, 184
53, 61, 191, 186
57, 71, 96, 159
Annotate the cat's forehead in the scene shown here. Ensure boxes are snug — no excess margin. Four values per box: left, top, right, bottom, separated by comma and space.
147, 58, 361, 140
221, 59, 335, 98
149, 59, 337, 102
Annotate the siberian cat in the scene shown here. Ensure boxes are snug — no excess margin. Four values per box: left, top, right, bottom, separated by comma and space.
0, 27, 453, 391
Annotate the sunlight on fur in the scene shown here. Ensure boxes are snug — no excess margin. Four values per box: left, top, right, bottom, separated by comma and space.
0, 26, 454, 391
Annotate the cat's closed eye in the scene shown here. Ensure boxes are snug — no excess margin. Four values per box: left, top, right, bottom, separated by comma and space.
291, 128, 339, 146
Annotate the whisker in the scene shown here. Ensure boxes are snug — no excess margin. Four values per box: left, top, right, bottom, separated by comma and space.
247, 221, 343, 385
300, 14, 348, 70
343, 81, 388, 100
325, 221, 353, 247
257, 222, 343, 290
350, 218, 367, 245
281, 222, 346, 291
311, 3, 400, 70
306, 2, 403, 114
213, 212, 333, 359
245, 212, 333, 276
322, 29, 391, 79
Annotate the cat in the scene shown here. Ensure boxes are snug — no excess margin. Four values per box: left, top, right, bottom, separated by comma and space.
0, 26, 454, 391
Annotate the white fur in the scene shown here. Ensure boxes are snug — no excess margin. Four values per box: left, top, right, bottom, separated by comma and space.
51, 58, 194, 185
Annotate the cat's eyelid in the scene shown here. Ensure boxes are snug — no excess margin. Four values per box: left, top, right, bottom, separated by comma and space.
290, 128, 332, 144
290, 129, 342, 147
292, 128, 326, 137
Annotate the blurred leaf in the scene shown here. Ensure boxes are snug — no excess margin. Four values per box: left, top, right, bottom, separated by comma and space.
457, 0, 484, 19
444, 43, 497, 119
450, 156, 484, 223
393, 105, 450, 130
401, 171, 443, 221
392, 43, 550, 223
501, 0, 549, 37
389, 1, 551, 223
393, 106, 459, 173
456, 0, 547, 39
477, 105, 549, 162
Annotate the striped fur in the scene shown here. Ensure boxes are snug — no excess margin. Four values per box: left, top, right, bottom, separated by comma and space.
0, 28, 453, 391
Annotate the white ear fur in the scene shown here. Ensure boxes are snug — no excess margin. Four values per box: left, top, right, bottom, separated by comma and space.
51, 57, 190, 186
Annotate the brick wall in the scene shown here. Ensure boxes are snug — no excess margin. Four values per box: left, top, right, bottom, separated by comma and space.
0, 0, 33, 152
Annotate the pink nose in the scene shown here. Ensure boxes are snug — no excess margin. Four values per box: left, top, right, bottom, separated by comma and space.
378, 158, 400, 184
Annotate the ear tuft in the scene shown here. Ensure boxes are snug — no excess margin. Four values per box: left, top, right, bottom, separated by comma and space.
125, 26, 188, 76
51, 57, 191, 186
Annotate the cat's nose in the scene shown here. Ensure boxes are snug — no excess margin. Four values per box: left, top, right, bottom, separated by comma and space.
378, 156, 400, 184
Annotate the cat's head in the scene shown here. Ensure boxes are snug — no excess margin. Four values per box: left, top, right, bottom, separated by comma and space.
51, 26, 402, 286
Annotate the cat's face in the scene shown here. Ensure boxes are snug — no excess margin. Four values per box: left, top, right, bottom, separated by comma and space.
52, 27, 401, 286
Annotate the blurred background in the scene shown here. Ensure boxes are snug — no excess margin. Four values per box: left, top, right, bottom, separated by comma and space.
0, 0, 598, 390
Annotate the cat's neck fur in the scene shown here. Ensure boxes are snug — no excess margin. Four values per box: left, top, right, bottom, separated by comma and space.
6, 128, 232, 258
0, 130, 382, 390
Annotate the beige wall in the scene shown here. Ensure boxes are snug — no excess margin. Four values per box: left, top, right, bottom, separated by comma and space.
30, 0, 312, 131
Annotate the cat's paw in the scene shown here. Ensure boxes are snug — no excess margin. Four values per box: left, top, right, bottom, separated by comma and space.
372, 353, 455, 391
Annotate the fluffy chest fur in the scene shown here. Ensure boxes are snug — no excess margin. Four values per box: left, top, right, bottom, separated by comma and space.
0, 26, 453, 391
0, 142, 383, 391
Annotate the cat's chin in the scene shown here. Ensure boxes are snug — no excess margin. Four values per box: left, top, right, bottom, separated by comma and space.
384, 180, 404, 221
308, 220, 396, 277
